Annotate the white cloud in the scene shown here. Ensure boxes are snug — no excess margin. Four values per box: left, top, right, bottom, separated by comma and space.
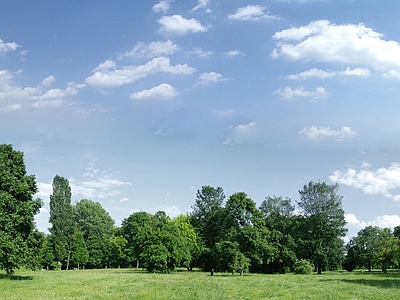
130, 83, 178, 101
224, 121, 257, 146
154, 129, 174, 136
35, 86, 78, 100
189, 47, 213, 59
300, 126, 356, 140
285, 68, 370, 80
153, 1, 172, 13
86, 57, 195, 87
197, 72, 228, 85
158, 15, 207, 36
223, 50, 243, 58
71, 175, 132, 200
118, 40, 180, 59
162, 205, 183, 218
228, 5, 280, 22
330, 163, 400, 201
274, 86, 329, 100
213, 108, 236, 116
272, 20, 400, 74
0, 104, 21, 112
35, 182, 53, 203
345, 213, 400, 230
0, 39, 19, 54
41, 75, 56, 87
191, 0, 210, 12
31, 99, 65, 108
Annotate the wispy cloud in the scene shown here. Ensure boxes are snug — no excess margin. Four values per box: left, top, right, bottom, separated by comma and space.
228, 5, 280, 22
86, 57, 195, 87
153, 1, 173, 14
300, 126, 356, 140
118, 40, 180, 59
196, 72, 228, 85
0, 39, 19, 54
285, 67, 370, 80
274, 86, 329, 100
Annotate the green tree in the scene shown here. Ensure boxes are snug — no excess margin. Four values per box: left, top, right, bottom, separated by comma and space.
108, 232, 127, 268
214, 240, 250, 275
40, 234, 55, 270
375, 228, 399, 273
349, 226, 381, 271
260, 196, 297, 273
49, 175, 74, 270
71, 228, 89, 270
73, 199, 114, 268
297, 181, 347, 274
0, 144, 42, 274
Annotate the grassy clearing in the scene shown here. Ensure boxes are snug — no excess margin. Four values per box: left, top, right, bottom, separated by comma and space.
0, 268, 399, 299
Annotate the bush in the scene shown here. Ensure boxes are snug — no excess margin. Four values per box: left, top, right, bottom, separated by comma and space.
293, 259, 314, 275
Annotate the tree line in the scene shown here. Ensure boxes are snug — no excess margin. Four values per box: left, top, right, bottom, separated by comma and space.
1, 144, 400, 275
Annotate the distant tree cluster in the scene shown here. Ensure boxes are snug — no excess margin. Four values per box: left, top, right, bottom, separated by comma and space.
2, 143, 400, 275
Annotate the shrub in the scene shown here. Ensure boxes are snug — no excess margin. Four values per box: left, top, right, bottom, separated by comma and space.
293, 259, 314, 275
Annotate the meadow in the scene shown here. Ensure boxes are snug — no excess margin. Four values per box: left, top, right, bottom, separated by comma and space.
1, 268, 399, 299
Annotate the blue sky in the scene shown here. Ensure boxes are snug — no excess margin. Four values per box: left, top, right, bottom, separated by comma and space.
1, 0, 400, 239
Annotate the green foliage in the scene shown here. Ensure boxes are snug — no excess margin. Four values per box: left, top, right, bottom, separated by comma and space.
214, 240, 250, 274
49, 175, 74, 269
73, 199, 114, 268
296, 181, 347, 274
0, 144, 42, 274
122, 211, 191, 272
71, 228, 89, 269
293, 259, 314, 274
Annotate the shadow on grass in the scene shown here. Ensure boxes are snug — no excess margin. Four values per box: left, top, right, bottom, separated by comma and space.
340, 278, 400, 289
0, 274, 33, 281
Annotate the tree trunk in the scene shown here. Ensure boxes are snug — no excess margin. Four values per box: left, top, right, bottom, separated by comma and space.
66, 250, 72, 270
317, 265, 322, 275
382, 262, 387, 273
136, 259, 139, 268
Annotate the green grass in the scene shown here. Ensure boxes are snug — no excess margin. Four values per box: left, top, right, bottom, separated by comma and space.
1, 268, 399, 299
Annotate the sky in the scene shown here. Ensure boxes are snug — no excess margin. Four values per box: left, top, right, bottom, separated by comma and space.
1, 0, 400, 239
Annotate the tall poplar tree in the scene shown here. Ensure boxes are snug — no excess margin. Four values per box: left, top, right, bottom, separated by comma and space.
49, 175, 74, 270
0, 144, 42, 274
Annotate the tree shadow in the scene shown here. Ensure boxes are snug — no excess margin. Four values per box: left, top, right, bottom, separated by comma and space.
0, 274, 33, 280
340, 278, 400, 289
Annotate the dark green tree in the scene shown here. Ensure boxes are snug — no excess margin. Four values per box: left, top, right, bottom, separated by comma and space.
73, 199, 114, 268
297, 181, 347, 274
0, 144, 42, 274
349, 226, 381, 271
108, 232, 128, 268
260, 196, 297, 273
49, 175, 74, 270
375, 228, 399, 273
71, 227, 89, 270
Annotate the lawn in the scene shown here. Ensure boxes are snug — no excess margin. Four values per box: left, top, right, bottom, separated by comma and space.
1, 268, 399, 299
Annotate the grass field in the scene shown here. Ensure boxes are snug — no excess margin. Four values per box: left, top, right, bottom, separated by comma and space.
1, 268, 399, 299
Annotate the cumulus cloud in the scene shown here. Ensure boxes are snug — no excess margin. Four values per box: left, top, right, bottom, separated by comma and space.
162, 205, 183, 218
285, 67, 370, 80
0, 39, 19, 54
228, 5, 280, 22
196, 72, 228, 85
31, 99, 65, 108
274, 86, 329, 100
300, 126, 356, 140
85, 57, 195, 87
346, 213, 400, 230
158, 15, 207, 36
118, 40, 180, 59
272, 20, 400, 74
130, 83, 178, 101
0, 70, 79, 105
330, 163, 400, 201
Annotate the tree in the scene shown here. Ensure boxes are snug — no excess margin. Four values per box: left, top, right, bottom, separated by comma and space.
71, 228, 89, 270
0, 144, 42, 274
349, 226, 381, 272
73, 199, 114, 268
260, 196, 297, 273
297, 181, 347, 274
49, 175, 74, 270
375, 228, 399, 273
